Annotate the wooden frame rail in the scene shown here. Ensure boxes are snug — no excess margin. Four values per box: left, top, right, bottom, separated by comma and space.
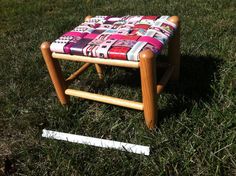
157, 66, 174, 94
66, 63, 91, 83
65, 89, 144, 110
52, 52, 140, 69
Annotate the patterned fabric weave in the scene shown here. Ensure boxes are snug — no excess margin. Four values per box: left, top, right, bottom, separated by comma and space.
50, 15, 176, 61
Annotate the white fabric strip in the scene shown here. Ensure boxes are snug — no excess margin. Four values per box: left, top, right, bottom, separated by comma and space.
96, 39, 117, 58
127, 41, 147, 61
42, 129, 150, 155
50, 36, 73, 53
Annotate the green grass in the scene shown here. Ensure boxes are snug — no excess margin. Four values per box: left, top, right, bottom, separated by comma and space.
0, 0, 235, 175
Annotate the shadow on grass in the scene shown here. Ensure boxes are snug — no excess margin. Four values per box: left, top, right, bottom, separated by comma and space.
96, 55, 222, 124
70, 55, 222, 126
158, 55, 222, 124
105, 55, 221, 97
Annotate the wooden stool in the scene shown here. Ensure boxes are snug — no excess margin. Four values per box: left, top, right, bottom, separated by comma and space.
41, 15, 180, 129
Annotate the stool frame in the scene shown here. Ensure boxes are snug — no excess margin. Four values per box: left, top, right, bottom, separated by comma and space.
40, 16, 180, 129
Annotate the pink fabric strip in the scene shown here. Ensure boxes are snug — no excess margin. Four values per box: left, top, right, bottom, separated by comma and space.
105, 16, 112, 20
63, 32, 86, 37
84, 33, 99, 39
64, 42, 74, 54
107, 34, 123, 40
138, 36, 163, 50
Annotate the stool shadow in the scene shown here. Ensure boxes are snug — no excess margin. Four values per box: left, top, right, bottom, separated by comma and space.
100, 55, 222, 124
158, 55, 222, 124
77, 55, 222, 125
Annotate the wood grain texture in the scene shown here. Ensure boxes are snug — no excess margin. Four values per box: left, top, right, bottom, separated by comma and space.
65, 89, 144, 110
66, 63, 91, 83
85, 15, 93, 22
52, 53, 140, 68
157, 66, 174, 94
139, 49, 157, 129
95, 64, 104, 80
40, 42, 69, 105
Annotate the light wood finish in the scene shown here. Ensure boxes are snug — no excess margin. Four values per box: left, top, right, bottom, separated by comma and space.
65, 89, 144, 110
168, 16, 180, 82
95, 64, 104, 80
85, 15, 93, 22
139, 49, 158, 129
157, 66, 174, 94
52, 52, 140, 68
40, 42, 69, 105
66, 63, 91, 83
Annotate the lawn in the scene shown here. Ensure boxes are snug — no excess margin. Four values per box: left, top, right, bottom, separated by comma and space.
0, 0, 235, 175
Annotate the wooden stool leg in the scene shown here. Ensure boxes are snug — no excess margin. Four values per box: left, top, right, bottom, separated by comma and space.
140, 49, 158, 129
168, 16, 180, 82
95, 64, 104, 80
40, 42, 69, 105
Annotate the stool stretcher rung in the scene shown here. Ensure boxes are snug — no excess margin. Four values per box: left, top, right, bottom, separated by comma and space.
52, 53, 140, 68
157, 66, 174, 94
65, 89, 144, 110
66, 63, 91, 83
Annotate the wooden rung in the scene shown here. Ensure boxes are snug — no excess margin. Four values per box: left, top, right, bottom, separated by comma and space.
52, 52, 140, 68
65, 89, 144, 110
95, 64, 103, 80
66, 63, 91, 83
157, 66, 174, 94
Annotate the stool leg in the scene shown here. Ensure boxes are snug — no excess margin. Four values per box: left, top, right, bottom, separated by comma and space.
168, 16, 180, 82
140, 49, 158, 129
40, 42, 69, 105
95, 64, 104, 80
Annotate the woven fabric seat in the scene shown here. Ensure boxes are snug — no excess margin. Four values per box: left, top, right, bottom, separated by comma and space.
41, 15, 180, 129
50, 15, 177, 61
